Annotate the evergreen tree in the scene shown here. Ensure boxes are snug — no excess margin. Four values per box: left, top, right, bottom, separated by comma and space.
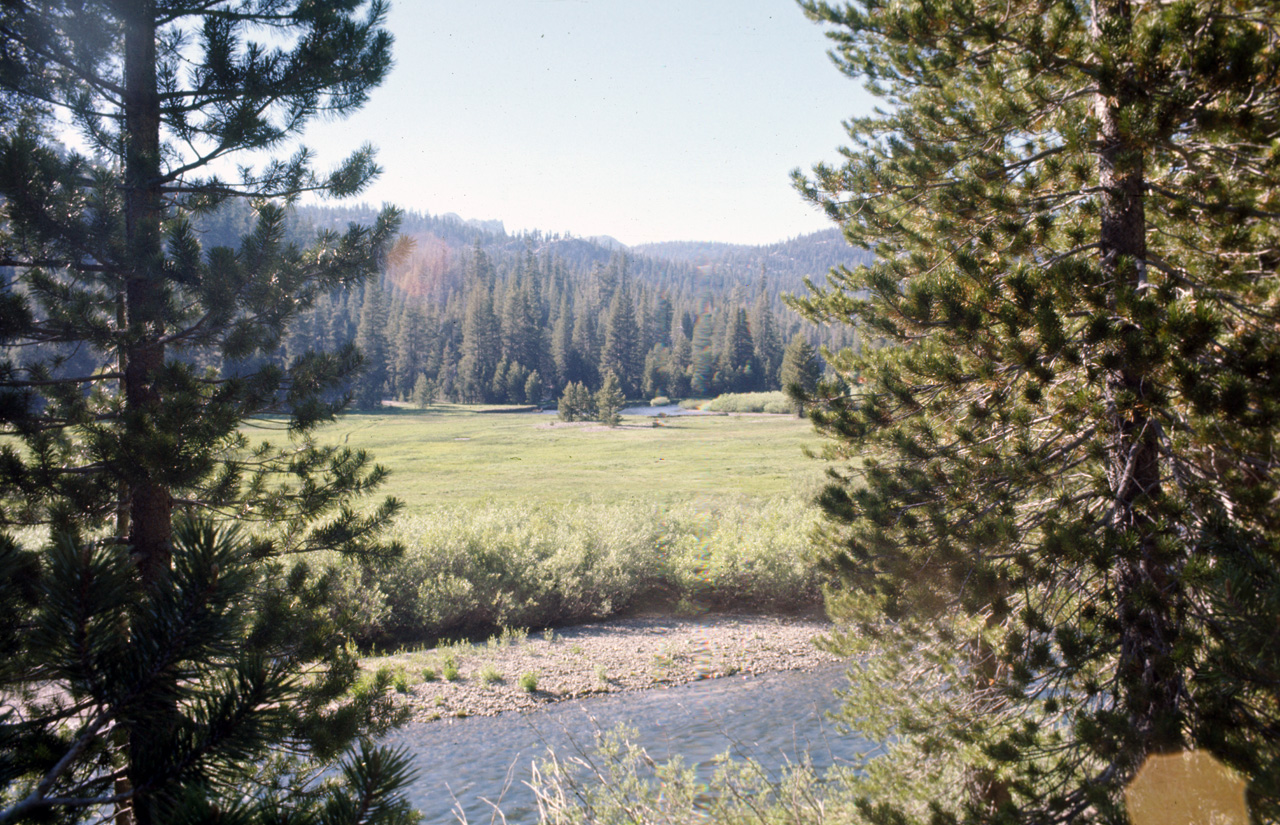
669, 325, 693, 398
719, 306, 757, 392
524, 369, 543, 405
411, 372, 435, 408
391, 303, 430, 400
794, 0, 1280, 821
779, 333, 820, 417
595, 371, 625, 427
569, 308, 599, 387
457, 266, 499, 402
689, 311, 717, 397
557, 381, 594, 422
354, 279, 390, 408
0, 3, 414, 823
751, 287, 783, 387
550, 296, 575, 388
601, 287, 641, 395
641, 345, 669, 400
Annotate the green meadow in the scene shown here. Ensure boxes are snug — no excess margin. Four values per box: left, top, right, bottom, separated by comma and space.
298, 404, 826, 511
288, 405, 837, 646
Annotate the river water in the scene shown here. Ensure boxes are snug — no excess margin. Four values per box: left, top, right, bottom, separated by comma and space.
385, 665, 869, 824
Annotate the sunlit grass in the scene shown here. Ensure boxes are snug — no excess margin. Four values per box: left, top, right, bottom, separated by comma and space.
297, 404, 824, 511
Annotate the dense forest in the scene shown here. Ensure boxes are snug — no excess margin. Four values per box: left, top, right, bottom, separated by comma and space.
201, 201, 872, 408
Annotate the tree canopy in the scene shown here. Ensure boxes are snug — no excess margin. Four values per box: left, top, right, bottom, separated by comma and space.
792, 0, 1279, 821
0, 2, 415, 823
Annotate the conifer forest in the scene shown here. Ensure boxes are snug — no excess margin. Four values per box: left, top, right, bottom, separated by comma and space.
265, 205, 868, 409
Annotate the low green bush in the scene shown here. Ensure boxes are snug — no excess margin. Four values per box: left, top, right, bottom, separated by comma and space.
333, 498, 824, 647
702, 391, 792, 414
478, 664, 502, 686
441, 654, 460, 681
650, 396, 671, 407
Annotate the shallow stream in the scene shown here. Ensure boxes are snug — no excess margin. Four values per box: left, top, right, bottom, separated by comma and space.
385, 665, 869, 824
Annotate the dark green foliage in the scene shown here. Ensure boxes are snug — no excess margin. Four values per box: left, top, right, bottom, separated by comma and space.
601, 288, 642, 396
793, 0, 1280, 821
278, 217, 864, 406
557, 381, 595, 422
780, 333, 822, 416
594, 371, 625, 427
0, 2, 415, 823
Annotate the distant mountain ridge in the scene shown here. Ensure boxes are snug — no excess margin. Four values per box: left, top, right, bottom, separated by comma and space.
633, 228, 873, 293
298, 204, 869, 295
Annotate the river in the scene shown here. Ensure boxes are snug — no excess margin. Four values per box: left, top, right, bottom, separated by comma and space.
384, 664, 869, 824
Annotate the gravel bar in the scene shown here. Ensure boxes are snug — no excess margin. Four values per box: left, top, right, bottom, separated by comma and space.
377, 613, 840, 723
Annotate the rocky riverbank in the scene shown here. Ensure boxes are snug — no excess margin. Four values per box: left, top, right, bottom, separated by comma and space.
366, 613, 840, 723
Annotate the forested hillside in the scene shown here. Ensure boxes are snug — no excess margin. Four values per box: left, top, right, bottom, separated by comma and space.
205, 202, 869, 407
633, 227, 873, 295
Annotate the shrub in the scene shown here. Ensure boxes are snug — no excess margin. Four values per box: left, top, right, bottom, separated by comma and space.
519, 671, 539, 692
332, 498, 824, 646
702, 392, 792, 414
663, 498, 823, 610
478, 664, 502, 686
650, 396, 671, 407
441, 654, 460, 681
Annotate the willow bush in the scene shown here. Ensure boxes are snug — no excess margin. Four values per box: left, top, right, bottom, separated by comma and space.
336, 498, 823, 646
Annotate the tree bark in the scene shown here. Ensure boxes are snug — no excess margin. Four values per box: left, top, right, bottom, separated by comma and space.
1092, 0, 1185, 770
121, 3, 171, 823
121, 0, 170, 582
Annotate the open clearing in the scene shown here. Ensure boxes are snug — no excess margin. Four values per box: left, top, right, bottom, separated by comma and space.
282, 405, 826, 512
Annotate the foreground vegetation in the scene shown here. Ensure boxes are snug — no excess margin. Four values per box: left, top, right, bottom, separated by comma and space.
789, 0, 1280, 821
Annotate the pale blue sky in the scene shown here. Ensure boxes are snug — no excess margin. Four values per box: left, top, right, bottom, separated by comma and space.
299, 1, 873, 246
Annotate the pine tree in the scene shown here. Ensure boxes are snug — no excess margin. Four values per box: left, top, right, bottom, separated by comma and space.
391, 303, 430, 400
793, 0, 1280, 821
669, 325, 693, 398
411, 372, 435, 408
457, 260, 500, 402
551, 297, 575, 388
751, 286, 783, 387
601, 287, 641, 395
779, 333, 820, 417
557, 381, 594, 422
720, 306, 757, 392
689, 311, 717, 397
354, 279, 390, 409
0, 3, 415, 823
595, 371, 625, 427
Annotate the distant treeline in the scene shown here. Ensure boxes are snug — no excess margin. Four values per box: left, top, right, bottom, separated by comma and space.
206, 202, 872, 406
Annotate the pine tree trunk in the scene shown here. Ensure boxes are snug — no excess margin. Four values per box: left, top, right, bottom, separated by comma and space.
122, 3, 172, 822
1092, 0, 1185, 770
122, 0, 170, 580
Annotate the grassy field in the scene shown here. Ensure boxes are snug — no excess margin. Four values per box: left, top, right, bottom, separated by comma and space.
245, 405, 837, 644
292, 404, 825, 512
